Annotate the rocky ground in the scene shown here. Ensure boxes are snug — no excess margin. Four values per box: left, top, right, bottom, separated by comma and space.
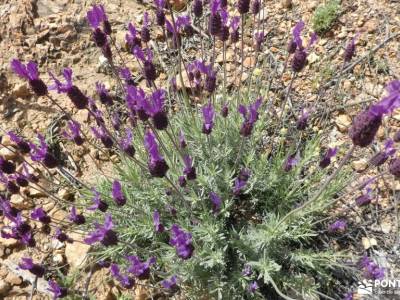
0, 0, 399, 299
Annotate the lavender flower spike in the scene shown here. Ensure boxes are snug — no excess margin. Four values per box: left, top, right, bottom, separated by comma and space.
369, 139, 396, 167
153, 209, 165, 233
19, 257, 45, 277
63, 120, 83, 146
120, 128, 135, 157
8, 131, 31, 153
233, 168, 251, 195
10, 60, 48, 96
183, 155, 196, 180
169, 224, 194, 260
202, 102, 215, 135
69, 206, 85, 225
209, 192, 222, 214
31, 207, 51, 224
144, 130, 169, 177
328, 219, 347, 233
84, 214, 118, 246
49, 68, 88, 109
110, 264, 135, 289
29, 134, 58, 168
88, 189, 108, 212
126, 255, 156, 279
319, 147, 338, 168
149, 89, 169, 130
112, 180, 126, 206
48, 280, 68, 299
369, 80, 400, 117
238, 98, 262, 137
161, 275, 179, 291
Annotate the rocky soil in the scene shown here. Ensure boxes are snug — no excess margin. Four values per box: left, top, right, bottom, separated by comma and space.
0, 0, 399, 299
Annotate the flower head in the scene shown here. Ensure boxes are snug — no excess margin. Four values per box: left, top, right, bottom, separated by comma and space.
369, 80, 400, 117
29, 134, 58, 168
359, 256, 385, 280
183, 155, 196, 180
69, 206, 85, 225
233, 168, 251, 195
328, 219, 347, 233
209, 192, 222, 214
10, 60, 48, 96
369, 139, 396, 167
202, 102, 215, 135
126, 255, 156, 279
63, 120, 83, 146
153, 209, 164, 233
8, 131, 31, 153
110, 264, 135, 288
283, 153, 298, 172
169, 224, 194, 259
161, 275, 179, 291
19, 257, 45, 277
238, 98, 262, 137
319, 147, 338, 168
84, 214, 118, 246
144, 130, 169, 177
119, 129, 135, 157
112, 180, 126, 206
48, 280, 68, 299
91, 125, 113, 148
31, 207, 51, 224
88, 189, 108, 212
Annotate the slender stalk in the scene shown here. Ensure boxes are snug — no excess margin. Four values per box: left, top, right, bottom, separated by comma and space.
240, 14, 245, 86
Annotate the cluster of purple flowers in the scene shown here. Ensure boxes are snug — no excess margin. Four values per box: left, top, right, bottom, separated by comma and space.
169, 224, 194, 259
359, 256, 385, 280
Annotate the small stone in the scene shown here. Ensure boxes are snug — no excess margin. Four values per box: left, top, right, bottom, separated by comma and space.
0, 235, 18, 247
58, 188, 74, 201
343, 80, 352, 91
335, 114, 352, 133
65, 232, 90, 270
12, 82, 30, 98
0, 147, 17, 160
28, 188, 46, 198
10, 194, 32, 210
362, 237, 377, 249
281, 0, 292, 9
5, 272, 22, 285
352, 159, 368, 172
51, 239, 65, 250
243, 57, 256, 68
1, 135, 13, 147
0, 281, 11, 296
53, 253, 64, 264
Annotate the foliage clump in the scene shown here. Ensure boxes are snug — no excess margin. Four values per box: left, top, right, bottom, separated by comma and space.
312, 0, 341, 34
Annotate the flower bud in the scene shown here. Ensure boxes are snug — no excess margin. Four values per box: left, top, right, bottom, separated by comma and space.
152, 111, 169, 130
238, 0, 250, 14
291, 49, 307, 72
209, 13, 222, 36
219, 25, 229, 42
192, 0, 203, 18
93, 28, 107, 47
29, 79, 48, 96
389, 158, 400, 178
67, 86, 88, 109
349, 110, 382, 147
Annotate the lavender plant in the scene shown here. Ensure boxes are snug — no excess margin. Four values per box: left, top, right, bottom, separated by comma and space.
2, 2, 400, 300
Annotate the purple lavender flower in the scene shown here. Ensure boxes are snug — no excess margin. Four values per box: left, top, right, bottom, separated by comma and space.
328, 219, 347, 233
359, 256, 385, 280
63, 120, 83, 146
144, 130, 169, 177
31, 207, 51, 224
112, 180, 126, 206
19, 258, 45, 277
183, 155, 196, 180
251, 0, 260, 15
394, 130, 400, 143
29, 134, 58, 168
91, 125, 113, 148
233, 168, 251, 195
248, 281, 259, 293
49, 68, 88, 109
155, 0, 166, 26
242, 264, 253, 276
209, 0, 222, 36
221, 103, 229, 118
344, 34, 359, 63
319, 147, 338, 168
178, 175, 187, 187
69, 206, 85, 225
141, 12, 151, 43
84, 214, 118, 246
202, 102, 215, 135
8, 131, 31, 154
120, 67, 136, 86
125, 23, 142, 51
369, 80, 400, 117
95, 82, 113, 106
192, 0, 203, 18
179, 130, 187, 148
0, 156, 16, 174
283, 153, 298, 172
110, 264, 135, 289
88, 189, 108, 212
1, 213, 35, 247
349, 110, 382, 147
296, 109, 310, 130
153, 209, 165, 233
176, 15, 193, 37
119, 129, 135, 157
54, 228, 72, 243
389, 158, 400, 178
133, 47, 158, 83
369, 139, 396, 167
254, 31, 265, 51
48, 280, 68, 299
169, 224, 194, 260
355, 188, 373, 207
204, 66, 217, 93
149, 89, 168, 130
343, 291, 353, 300
22, 163, 39, 183
219, 10, 230, 42
127, 255, 156, 280
238, 98, 262, 137
86, 5, 109, 46
230, 16, 240, 43
209, 192, 222, 214
10, 60, 48, 96
238, 0, 250, 14
161, 275, 179, 291
290, 21, 318, 72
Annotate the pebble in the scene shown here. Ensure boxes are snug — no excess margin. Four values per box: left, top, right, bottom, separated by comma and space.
335, 114, 352, 133
11, 82, 30, 98
0, 147, 17, 160
352, 159, 368, 172
5, 272, 22, 286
